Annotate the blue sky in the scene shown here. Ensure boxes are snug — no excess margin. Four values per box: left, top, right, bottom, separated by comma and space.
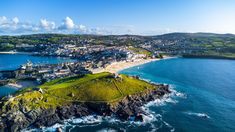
0, 0, 235, 35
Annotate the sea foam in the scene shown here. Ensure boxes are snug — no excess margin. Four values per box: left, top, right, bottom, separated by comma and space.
145, 85, 186, 107
184, 112, 210, 119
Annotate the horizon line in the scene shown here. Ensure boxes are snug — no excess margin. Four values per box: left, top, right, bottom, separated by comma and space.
1, 32, 235, 37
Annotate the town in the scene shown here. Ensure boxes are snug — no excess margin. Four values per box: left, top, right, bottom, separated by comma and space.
0, 43, 161, 87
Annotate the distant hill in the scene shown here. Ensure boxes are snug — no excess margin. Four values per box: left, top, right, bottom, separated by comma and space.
148, 32, 235, 59
0, 32, 235, 59
150, 32, 235, 39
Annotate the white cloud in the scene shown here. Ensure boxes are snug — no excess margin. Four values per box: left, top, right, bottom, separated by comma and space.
0, 16, 138, 35
77, 24, 88, 33
78, 24, 86, 30
0, 16, 39, 34
0, 16, 19, 26
59, 17, 75, 30
0, 16, 134, 35
40, 19, 55, 30
12, 17, 19, 25
0, 16, 7, 24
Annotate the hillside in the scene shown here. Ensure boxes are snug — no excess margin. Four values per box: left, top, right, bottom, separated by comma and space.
149, 33, 235, 59
1, 33, 235, 58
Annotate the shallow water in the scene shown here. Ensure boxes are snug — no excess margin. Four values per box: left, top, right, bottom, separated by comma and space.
0, 85, 18, 97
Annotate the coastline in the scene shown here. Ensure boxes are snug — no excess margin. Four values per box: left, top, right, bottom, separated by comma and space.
91, 56, 176, 74
0, 51, 33, 55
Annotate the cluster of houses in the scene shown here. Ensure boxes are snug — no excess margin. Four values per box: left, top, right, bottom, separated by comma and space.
34, 44, 146, 59
33, 44, 152, 68
0, 60, 91, 84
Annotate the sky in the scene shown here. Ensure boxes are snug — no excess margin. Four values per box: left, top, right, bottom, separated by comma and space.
0, 0, 235, 35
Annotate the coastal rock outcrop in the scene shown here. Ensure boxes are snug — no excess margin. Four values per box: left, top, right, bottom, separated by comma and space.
0, 84, 170, 132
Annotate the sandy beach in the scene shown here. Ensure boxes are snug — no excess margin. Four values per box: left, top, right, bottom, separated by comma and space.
91, 56, 176, 74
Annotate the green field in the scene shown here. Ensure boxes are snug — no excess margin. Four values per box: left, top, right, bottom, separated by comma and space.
129, 47, 152, 57
1, 72, 157, 111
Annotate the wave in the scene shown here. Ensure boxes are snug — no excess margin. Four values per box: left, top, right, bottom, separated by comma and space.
25, 112, 172, 132
169, 85, 187, 98
163, 121, 175, 132
68, 115, 103, 124
184, 112, 210, 119
145, 85, 186, 107
96, 128, 118, 132
139, 85, 186, 132
22, 123, 65, 132
140, 108, 175, 132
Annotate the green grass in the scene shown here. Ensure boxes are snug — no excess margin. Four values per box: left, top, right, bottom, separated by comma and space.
1, 72, 157, 111
129, 47, 152, 57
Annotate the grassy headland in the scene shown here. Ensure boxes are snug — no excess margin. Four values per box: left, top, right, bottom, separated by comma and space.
1, 72, 157, 111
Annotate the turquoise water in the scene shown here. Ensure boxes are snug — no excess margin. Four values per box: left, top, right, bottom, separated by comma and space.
0, 86, 18, 97
56, 58, 235, 132
0, 53, 75, 97
120, 58, 235, 132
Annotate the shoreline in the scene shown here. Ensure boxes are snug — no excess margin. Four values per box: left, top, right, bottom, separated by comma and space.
91, 56, 176, 74
0, 51, 33, 55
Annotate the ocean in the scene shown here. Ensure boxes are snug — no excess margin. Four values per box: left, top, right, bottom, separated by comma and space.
120, 58, 235, 132
0, 53, 75, 97
59, 58, 235, 132
1, 55, 235, 132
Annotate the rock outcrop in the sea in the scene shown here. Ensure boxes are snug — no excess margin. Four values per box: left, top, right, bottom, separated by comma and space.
0, 84, 170, 132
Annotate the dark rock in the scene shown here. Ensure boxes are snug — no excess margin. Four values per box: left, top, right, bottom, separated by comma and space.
57, 104, 91, 120
135, 114, 144, 122
34, 114, 61, 127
